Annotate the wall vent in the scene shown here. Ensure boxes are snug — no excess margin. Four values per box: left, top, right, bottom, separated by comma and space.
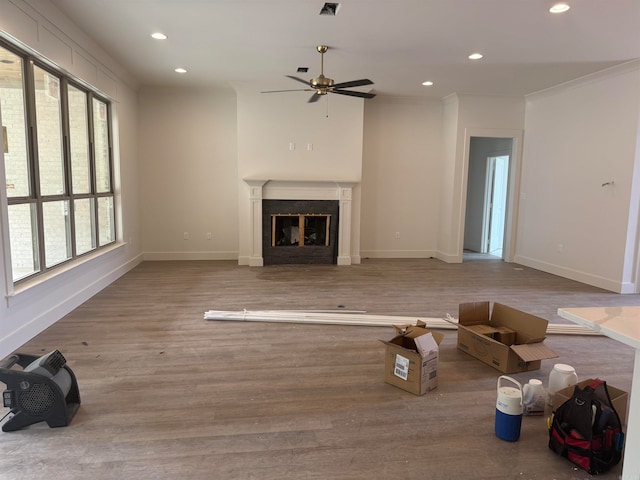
319, 3, 340, 15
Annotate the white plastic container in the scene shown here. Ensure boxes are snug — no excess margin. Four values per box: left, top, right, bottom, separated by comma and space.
522, 379, 546, 415
547, 363, 578, 408
495, 375, 523, 442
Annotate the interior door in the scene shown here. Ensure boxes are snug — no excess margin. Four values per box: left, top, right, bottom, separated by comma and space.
483, 155, 509, 256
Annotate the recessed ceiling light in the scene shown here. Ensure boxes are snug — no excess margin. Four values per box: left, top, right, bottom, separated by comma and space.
549, 3, 570, 13
174, 68, 187, 74
468, 53, 483, 60
151, 32, 167, 40
422, 81, 434, 86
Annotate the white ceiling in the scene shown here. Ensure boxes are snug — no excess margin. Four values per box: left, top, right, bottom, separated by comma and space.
50, 0, 640, 99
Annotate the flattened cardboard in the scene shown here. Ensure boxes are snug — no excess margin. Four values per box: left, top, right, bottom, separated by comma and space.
457, 301, 557, 374
382, 325, 441, 396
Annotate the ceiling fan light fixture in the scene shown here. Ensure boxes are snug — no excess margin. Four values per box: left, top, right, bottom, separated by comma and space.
261, 45, 375, 102
549, 3, 570, 13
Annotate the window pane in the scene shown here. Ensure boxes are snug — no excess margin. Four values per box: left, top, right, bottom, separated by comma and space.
68, 85, 91, 194
74, 198, 96, 255
34, 66, 65, 196
7, 203, 39, 281
97, 196, 115, 246
0, 47, 30, 198
93, 98, 110, 193
43, 200, 71, 267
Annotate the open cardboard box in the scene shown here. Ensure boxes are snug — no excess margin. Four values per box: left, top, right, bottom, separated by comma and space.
457, 302, 557, 374
381, 321, 444, 395
553, 379, 629, 424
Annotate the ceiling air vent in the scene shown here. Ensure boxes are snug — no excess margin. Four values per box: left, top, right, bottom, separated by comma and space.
319, 3, 340, 15
297, 67, 309, 73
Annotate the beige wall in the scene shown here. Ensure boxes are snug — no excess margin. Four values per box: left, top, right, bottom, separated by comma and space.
517, 62, 640, 292
139, 87, 238, 260
361, 96, 443, 258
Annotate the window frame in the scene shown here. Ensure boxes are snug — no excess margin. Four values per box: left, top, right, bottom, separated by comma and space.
1, 38, 117, 285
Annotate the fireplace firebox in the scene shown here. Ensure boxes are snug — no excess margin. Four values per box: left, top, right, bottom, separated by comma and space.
262, 200, 339, 265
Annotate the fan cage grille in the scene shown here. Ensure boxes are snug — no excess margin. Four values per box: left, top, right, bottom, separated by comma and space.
19, 383, 56, 416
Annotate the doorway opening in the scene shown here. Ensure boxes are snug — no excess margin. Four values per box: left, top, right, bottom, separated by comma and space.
463, 137, 514, 261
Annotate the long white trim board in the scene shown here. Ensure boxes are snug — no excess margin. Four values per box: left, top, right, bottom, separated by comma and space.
203, 309, 600, 336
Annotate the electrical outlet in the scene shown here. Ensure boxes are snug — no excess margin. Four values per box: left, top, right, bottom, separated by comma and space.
207, 232, 212, 240
395, 232, 400, 239
183, 232, 189, 240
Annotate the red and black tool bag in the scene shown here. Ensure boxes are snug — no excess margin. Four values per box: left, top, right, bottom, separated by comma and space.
548, 379, 624, 474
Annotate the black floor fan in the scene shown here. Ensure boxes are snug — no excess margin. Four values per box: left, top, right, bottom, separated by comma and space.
0, 350, 80, 432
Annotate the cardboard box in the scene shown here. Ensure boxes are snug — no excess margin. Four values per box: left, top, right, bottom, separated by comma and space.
381, 322, 444, 395
553, 379, 629, 424
457, 302, 557, 374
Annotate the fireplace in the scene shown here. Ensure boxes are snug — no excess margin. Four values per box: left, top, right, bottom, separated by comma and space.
262, 199, 339, 265
243, 179, 357, 266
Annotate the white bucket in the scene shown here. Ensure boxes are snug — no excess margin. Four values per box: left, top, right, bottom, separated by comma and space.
546, 363, 578, 409
548, 363, 578, 396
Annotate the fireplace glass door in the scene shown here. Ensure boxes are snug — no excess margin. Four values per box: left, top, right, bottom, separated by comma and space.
271, 214, 330, 247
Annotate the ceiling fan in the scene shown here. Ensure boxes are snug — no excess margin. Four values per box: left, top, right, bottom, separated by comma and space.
262, 45, 376, 103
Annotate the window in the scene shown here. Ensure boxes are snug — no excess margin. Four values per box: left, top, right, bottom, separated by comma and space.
0, 40, 116, 283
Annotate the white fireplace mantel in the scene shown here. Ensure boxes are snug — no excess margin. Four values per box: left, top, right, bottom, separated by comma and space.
243, 178, 358, 266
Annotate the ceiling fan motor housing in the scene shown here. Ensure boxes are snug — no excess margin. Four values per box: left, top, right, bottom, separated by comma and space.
311, 74, 334, 91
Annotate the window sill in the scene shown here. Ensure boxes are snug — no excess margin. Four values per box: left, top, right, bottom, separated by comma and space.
5, 241, 127, 307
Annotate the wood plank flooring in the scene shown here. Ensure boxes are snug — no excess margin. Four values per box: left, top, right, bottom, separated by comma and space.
1, 257, 639, 479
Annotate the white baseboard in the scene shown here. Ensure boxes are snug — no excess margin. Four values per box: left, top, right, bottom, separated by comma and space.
360, 249, 436, 259
143, 251, 238, 261
514, 255, 631, 294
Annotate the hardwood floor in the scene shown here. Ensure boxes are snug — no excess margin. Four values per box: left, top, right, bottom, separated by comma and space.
1, 258, 638, 479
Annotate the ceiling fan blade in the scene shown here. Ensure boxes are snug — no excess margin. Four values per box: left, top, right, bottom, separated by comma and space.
331, 89, 376, 99
261, 88, 313, 93
308, 92, 322, 103
286, 75, 311, 86
331, 79, 374, 89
